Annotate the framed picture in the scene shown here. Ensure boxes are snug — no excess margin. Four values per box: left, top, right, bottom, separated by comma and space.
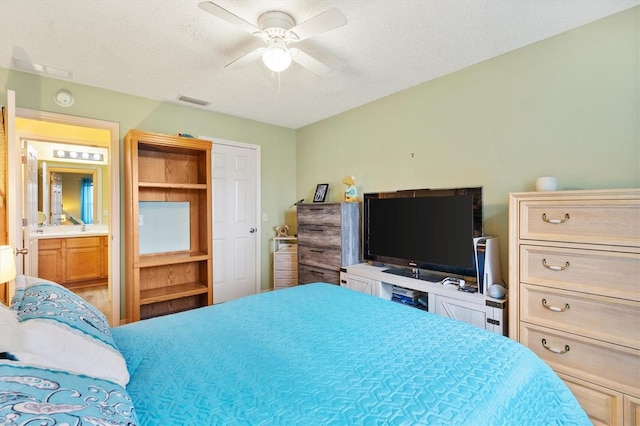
313, 184, 329, 203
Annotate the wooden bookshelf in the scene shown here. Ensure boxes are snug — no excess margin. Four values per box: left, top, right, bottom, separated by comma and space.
124, 130, 213, 322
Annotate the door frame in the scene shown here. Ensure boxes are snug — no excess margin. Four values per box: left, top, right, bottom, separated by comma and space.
203, 136, 262, 295
8, 102, 121, 325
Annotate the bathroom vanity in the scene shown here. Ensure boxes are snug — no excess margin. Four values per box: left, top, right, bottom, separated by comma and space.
29, 225, 108, 288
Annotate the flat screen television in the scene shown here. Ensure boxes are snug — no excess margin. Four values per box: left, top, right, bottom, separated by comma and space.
363, 187, 483, 280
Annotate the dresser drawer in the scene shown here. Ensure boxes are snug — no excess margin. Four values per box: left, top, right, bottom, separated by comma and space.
298, 244, 341, 269
520, 199, 640, 247
625, 395, 640, 425
39, 238, 63, 250
274, 260, 296, 271
275, 251, 297, 268
275, 246, 297, 255
298, 264, 339, 285
557, 372, 624, 426
297, 225, 341, 247
274, 269, 297, 279
274, 278, 298, 289
520, 323, 640, 397
520, 284, 640, 350
520, 245, 640, 301
64, 236, 104, 248
297, 204, 343, 226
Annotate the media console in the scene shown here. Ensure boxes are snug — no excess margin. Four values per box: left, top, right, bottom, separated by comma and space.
340, 262, 508, 335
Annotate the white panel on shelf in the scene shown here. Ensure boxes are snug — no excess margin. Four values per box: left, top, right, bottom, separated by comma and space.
139, 201, 190, 254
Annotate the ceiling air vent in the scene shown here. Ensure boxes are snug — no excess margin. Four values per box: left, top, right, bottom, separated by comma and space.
178, 95, 211, 107
13, 57, 73, 79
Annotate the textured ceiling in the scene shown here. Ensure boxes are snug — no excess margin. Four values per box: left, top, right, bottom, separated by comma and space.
1, 0, 638, 129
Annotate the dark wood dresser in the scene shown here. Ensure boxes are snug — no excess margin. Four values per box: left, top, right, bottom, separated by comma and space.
297, 203, 360, 285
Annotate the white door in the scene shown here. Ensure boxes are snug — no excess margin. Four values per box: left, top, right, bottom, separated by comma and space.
25, 144, 38, 227
24, 143, 39, 276
5, 94, 36, 279
6, 91, 25, 279
210, 140, 260, 303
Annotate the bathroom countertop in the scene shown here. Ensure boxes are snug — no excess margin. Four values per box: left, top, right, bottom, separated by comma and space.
28, 225, 108, 239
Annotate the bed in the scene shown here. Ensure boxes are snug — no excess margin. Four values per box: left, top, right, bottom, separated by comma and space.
2, 275, 589, 425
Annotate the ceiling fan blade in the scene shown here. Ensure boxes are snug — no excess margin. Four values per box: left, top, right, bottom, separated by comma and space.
290, 49, 331, 76
225, 47, 265, 69
288, 8, 347, 42
198, 1, 261, 36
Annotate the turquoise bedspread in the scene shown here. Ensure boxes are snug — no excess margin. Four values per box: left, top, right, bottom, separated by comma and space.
112, 283, 589, 425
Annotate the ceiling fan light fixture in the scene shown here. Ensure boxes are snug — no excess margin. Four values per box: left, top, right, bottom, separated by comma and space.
200, 3, 344, 76
262, 44, 291, 73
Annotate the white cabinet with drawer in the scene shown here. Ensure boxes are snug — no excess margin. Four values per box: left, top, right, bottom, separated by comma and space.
273, 237, 298, 290
340, 271, 378, 296
509, 189, 640, 426
432, 294, 504, 334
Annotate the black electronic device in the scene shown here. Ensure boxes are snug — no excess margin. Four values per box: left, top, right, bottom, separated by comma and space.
363, 187, 483, 279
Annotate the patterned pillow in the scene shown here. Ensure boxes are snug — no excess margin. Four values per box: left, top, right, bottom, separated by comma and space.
0, 362, 138, 425
0, 304, 21, 359
9, 275, 129, 386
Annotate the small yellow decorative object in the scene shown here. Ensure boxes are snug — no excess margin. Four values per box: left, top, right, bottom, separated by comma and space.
343, 176, 360, 202
275, 225, 290, 237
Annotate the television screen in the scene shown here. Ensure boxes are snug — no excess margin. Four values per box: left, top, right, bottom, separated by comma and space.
363, 187, 482, 278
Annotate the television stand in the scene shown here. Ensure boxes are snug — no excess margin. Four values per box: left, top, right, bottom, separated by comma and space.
340, 263, 507, 335
383, 267, 445, 283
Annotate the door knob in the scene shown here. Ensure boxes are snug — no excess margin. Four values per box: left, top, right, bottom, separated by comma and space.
249, 227, 257, 233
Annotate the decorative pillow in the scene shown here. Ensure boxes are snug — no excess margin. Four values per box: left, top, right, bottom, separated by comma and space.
0, 303, 21, 359
9, 275, 130, 387
0, 362, 138, 425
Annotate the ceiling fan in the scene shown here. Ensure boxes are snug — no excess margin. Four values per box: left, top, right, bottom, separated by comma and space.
198, 1, 347, 76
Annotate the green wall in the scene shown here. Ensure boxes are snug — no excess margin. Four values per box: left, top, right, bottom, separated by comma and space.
295, 7, 640, 280
1, 69, 297, 293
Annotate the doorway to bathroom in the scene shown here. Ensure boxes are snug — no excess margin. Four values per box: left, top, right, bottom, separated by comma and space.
6, 91, 121, 325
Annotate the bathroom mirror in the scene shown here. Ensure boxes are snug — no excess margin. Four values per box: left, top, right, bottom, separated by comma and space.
27, 140, 108, 226
42, 166, 100, 225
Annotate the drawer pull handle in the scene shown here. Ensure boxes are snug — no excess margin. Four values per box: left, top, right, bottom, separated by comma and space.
541, 339, 570, 354
541, 299, 570, 312
308, 229, 325, 233
542, 259, 570, 271
542, 213, 570, 224
310, 249, 325, 253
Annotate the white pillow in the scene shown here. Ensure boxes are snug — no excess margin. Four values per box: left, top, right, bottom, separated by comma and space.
10, 275, 130, 387
0, 303, 21, 357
